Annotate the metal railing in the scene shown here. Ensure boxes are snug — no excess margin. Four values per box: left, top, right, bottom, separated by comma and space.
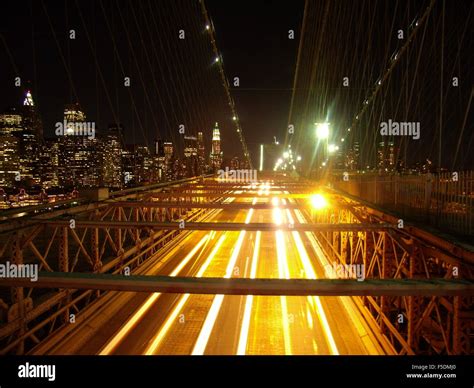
330, 171, 474, 237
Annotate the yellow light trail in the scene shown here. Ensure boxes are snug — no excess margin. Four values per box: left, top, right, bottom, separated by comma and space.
236, 230, 261, 355
192, 200, 255, 355
276, 229, 292, 355
294, 208, 380, 354
99, 234, 209, 355
291, 208, 339, 355
273, 200, 292, 355
143, 233, 228, 355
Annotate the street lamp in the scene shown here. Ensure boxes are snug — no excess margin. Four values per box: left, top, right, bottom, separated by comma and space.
315, 122, 330, 168
316, 122, 330, 139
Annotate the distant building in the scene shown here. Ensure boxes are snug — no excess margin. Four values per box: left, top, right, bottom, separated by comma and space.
210, 122, 223, 170
163, 142, 174, 180
184, 135, 199, 176
0, 108, 22, 134
377, 141, 397, 170
0, 134, 20, 187
37, 139, 59, 189
121, 146, 135, 186
122, 144, 154, 185
58, 103, 101, 188
0, 90, 43, 186
197, 131, 206, 170
184, 135, 198, 158
101, 124, 123, 188
346, 141, 360, 170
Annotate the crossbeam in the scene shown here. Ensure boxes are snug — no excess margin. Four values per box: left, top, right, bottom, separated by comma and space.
149, 193, 315, 198
110, 202, 302, 209
39, 220, 395, 231
2, 272, 472, 296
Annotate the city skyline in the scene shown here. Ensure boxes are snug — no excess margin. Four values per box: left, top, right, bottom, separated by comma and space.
0, 89, 255, 197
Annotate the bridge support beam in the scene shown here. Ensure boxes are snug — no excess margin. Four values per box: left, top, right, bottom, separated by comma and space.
2, 273, 473, 296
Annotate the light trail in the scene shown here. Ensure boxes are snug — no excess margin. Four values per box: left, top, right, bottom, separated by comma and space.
291, 229, 339, 355
143, 233, 228, 355
99, 197, 242, 355
99, 234, 210, 355
294, 208, 380, 354
273, 199, 292, 355
191, 199, 255, 355
284, 200, 339, 354
236, 230, 261, 355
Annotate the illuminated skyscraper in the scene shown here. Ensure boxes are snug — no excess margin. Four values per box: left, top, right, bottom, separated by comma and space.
184, 136, 198, 158
210, 122, 223, 170
0, 108, 22, 134
58, 104, 100, 188
22, 90, 43, 138
197, 131, 206, 170
346, 141, 360, 170
184, 135, 198, 176
0, 134, 20, 187
0, 91, 43, 186
101, 124, 123, 188
376, 141, 397, 171
38, 139, 59, 188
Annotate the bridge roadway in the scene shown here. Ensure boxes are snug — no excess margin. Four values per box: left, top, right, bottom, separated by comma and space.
31, 183, 386, 355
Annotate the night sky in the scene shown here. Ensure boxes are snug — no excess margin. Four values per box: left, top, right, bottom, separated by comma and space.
0, 0, 303, 164
0, 0, 472, 169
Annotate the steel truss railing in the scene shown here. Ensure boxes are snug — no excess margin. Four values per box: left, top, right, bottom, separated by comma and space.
0, 179, 472, 355
306, 189, 474, 355
0, 178, 228, 354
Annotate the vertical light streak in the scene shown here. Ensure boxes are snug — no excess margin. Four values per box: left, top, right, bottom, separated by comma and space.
143, 233, 228, 355
236, 230, 261, 355
192, 199, 255, 355
99, 234, 209, 355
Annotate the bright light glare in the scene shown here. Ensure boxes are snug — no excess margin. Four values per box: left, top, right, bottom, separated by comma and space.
283, 152, 289, 159
328, 144, 339, 153
316, 123, 330, 139
310, 194, 327, 210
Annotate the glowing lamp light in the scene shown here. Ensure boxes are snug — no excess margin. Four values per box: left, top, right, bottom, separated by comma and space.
316, 123, 330, 139
310, 194, 328, 210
